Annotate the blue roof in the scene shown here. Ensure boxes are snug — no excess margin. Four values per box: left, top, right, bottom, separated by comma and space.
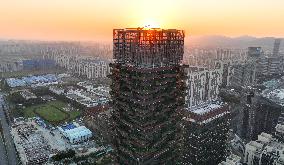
63, 126, 92, 140
61, 123, 77, 131
6, 74, 58, 87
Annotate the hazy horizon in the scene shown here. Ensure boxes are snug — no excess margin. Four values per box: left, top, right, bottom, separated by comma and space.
0, 35, 283, 43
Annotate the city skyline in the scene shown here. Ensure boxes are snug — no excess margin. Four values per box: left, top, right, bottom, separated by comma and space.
1, 0, 284, 41
1, 1, 284, 165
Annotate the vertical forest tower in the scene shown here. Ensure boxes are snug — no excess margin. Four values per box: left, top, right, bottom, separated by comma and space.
110, 28, 186, 164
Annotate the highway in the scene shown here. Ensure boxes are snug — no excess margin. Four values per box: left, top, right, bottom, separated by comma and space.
0, 93, 17, 165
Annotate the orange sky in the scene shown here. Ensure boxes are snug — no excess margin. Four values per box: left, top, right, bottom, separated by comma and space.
0, 0, 284, 41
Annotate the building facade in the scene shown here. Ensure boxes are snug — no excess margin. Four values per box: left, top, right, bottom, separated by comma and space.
182, 101, 231, 165
185, 66, 223, 109
110, 28, 186, 164
240, 88, 283, 141
53, 55, 111, 79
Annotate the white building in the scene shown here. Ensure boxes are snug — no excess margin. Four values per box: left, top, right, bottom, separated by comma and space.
244, 132, 284, 165
20, 91, 37, 100
49, 86, 65, 95
58, 123, 92, 144
185, 66, 223, 109
219, 154, 242, 165
50, 54, 111, 79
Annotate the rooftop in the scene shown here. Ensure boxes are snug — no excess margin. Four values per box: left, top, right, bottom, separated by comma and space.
188, 101, 225, 115
6, 74, 59, 88
276, 124, 284, 134
184, 101, 230, 124
59, 123, 92, 141
61, 123, 77, 131
261, 78, 284, 106
246, 141, 264, 152
262, 88, 284, 106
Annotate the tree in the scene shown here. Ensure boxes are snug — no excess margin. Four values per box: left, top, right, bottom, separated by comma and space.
51, 149, 76, 161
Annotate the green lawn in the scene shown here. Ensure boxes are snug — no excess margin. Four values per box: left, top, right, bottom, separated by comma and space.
23, 100, 81, 125
35, 105, 68, 121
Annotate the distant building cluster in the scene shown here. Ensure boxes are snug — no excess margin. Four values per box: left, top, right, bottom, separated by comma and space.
39, 42, 112, 79
244, 132, 284, 165
183, 44, 284, 88
219, 154, 242, 165
0, 41, 58, 72
0, 59, 23, 72
49, 83, 110, 108
262, 78, 284, 106
256, 56, 283, 76
22, 59, 56, 70
20, 90, 37, 100
183, 48, 247, 70
49, 55, 111, 79
0, 40, 112, 79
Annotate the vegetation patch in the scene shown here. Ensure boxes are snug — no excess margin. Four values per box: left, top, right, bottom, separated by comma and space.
34, 105, 69, 122
23, 100, 81, 125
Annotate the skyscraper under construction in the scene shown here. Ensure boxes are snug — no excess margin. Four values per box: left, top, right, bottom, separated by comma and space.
110, 28, 186, 164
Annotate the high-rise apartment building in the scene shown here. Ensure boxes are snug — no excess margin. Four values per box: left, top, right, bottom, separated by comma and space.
182, 101, 231, 165
185, 66, 223, 109
110, 28, 186, 164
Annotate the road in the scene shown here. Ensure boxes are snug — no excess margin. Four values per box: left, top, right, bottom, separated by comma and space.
0, 131, 8, 165
0, 94, 17, 165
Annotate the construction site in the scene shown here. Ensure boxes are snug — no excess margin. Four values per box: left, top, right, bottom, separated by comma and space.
10, 118, 100, 165
110, 28, 186, 164
113, 28, 184, 66
11, 121, 52, 165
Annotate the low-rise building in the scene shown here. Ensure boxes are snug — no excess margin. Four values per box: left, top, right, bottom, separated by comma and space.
66, 88, 109, 108
275, 123, 284, 143
20, 91, 37, 100
49, 86, 65, 95
58, 123, 92, 144
244, 132, 284, 165
219, 154, 242, 165
6, 74, 59, 88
